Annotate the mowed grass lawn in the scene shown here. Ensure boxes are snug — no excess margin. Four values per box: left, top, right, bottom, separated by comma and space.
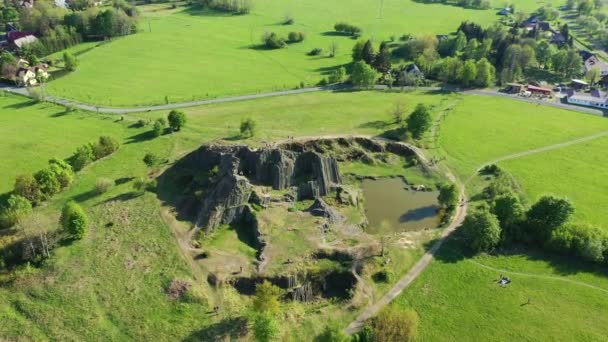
46, 0, 558, 106
438, 95, 608, 179
501, 136, 608, 229
395, 239, 608, 341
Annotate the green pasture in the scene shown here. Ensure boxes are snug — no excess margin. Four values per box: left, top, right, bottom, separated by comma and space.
46, 0, 558, 106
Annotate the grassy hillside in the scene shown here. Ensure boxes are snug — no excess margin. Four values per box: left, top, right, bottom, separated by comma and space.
46, 0, 559, 106
395, 239, 608, 341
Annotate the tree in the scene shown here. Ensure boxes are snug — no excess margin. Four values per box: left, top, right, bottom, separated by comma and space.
152, 118, 166, 137
240, 118, 257, 138
535, 41, 555, 69
143, 152, 161, 167
251, 312, 280, 342
95, 177, 114, 194
452, 31, 467, 55
586, 67, 601, 85
60, 201, 88, 239
262, 32, 286, 49
329, 40, 338, 58
461, 207, 501, 253
492, 192, 525, 242
34, 168, 61, 198
525, 195, 574, 243
14, 174, 43, 204
328, 67, 346, 84
352, 40, 366, 61
168, 110, 187, 131
253, 281, 282, 314
578, 0, 594, 15
475, 58, 496, 87
0, 195, 32, 228
314, 324, 350, 342
391, 102, 406, 124
70, 144, 95, 171
406, 103, 432, 139
63, 51, 78, 71
438, 183, 458, 209
370, 307, 419, 342
351, 61, 378, 88
463, 38, 480, 60
362, 40, 375, 65
287, 31, 305, 43
459, 59, 478, 87
93, 136, 120, 159
373, 42, 391, 73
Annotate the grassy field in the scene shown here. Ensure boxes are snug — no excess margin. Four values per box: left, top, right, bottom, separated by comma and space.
395, 238, 608, 341
437, 95, 608, 179
500, 136, 608, 229
46, 0, 558, 106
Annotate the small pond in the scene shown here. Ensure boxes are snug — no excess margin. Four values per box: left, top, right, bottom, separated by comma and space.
361, 177, 440, 233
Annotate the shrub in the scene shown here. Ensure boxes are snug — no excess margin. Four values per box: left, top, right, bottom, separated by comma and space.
93, 136, 120, 160
152, 118, 166, 137
34, 168, 61, 198
133, 177, 157, 193
372, 269, 394, 283
308, 48, 323, 56
48, 158, 74, 189
549, 224, 608, 264
283, 15, 294, 25
168, 110, 187, 131
370, 307, 419, 342
406, 103, 432, 139
0, 195, 32, 229
334, 22, 362, 36
240, 118, 257, 138
438, 183, 458, 209
253, 280, 282, 314
315, 324, 350, 342
60, 201, 88, 239
288, 31, 305, 43
64, 51, 78, 71
95, 178, 114, 194
143, 152, 161, 167
328, 67, 346, 84
27, 87, 45, 102
14, 174, 43, 204
69, 144, 95, 171
262, 32, 286, 49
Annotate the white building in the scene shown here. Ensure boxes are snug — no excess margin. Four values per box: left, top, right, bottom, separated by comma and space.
567, 89, 608, 109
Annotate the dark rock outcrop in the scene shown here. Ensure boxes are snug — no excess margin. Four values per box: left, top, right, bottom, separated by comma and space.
308, 198, 344, 224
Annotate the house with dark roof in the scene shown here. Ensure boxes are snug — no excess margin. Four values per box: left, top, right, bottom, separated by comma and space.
404, 64, 423, 78
3, 31, 38, 50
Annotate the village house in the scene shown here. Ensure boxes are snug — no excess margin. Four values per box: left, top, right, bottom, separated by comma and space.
567, 89, 608, 109
526, 85, 552, 96
584, 55, 608, 78
571, 79, 589, 90
2, 31, 38, 51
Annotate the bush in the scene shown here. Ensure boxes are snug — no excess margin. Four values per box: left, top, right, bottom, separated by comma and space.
0, 195, 32, 229
308, 48, 323, 56
240, 118, 257, 138
168, 110, 187, 131
288, 31, 305, 43
34, 168, 61, 199
334, 22, 362, 36
48, 158, 74, 189
372, 269, 394, 283
283, 15, 294, 25
328, 67, 346, 84
549, 224, 608, 264
93, 136, 120, 160
14, 174, 43, 205
143, 152, 161, 167
95, 178, 114, 194
406, 103, 432, 139
60, 201, 88, 239
370, 307, 419, 342
64, 52, 78, 71
69, 144, 95, 171
152, 118, 166, 137
262, 32, 286, 49
133, 177, 157, 193
461, 207, 501, 253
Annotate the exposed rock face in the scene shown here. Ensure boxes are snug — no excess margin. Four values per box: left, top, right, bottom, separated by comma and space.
308, 198, 344, 224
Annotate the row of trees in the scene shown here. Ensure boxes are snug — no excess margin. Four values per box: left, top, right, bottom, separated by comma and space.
461, 168, 608, 266
68, 136, 120, 172
415, 0, 491, 10
195, 0, 253, 14
334, 22, 362, 37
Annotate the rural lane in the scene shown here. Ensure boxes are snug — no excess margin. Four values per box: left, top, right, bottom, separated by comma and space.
1, 83, 606, 117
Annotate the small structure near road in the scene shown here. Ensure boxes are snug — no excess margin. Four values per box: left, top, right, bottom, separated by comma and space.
504, 83, 524, 94
526, 85, 552, 97
571, 79, 589, 90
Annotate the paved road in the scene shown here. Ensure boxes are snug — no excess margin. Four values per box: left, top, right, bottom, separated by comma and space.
3, 83, 606, 117
0, 83, 350, 114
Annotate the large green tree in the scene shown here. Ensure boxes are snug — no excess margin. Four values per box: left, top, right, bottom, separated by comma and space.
525, 195, 574, 243
438, 183, 458, 209
351, 61, 378, 88
60, 201, 88, 239
406, 103, 432, 139
461, 207, 501, 253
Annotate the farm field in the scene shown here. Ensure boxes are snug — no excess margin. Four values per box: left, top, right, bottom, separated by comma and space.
395, 238, 608, 341
46, 0, 559, 107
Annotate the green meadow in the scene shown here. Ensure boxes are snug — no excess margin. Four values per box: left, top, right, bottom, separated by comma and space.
46, 0, 558, 106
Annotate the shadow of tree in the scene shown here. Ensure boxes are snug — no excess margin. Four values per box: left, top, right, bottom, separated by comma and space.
182, 316, 249, 342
